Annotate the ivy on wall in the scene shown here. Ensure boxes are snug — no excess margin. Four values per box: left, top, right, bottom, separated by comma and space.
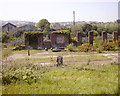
52, 30, 71, 41
24, 31, 43, 48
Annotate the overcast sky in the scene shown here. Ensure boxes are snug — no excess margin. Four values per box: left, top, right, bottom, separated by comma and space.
0, 0, 119, 23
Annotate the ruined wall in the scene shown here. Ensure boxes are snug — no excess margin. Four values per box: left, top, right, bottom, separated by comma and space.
38, 34, 43, 48
113, 31, 118, 41
102, 31, 107, 41
77, 32, 82, 46
50, 33, 69, 48
88, 32, 93, 45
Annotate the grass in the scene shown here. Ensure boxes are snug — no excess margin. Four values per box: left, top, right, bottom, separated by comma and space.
2, 64, 118, 94
14, 55, 110, 64
2, 48, 13, 59
2, 47, 118, 94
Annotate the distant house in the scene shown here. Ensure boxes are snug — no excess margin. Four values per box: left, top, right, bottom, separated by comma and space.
18, 24, 37, 31
2, 23, 16, 32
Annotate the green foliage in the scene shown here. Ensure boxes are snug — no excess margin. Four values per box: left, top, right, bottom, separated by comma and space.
95, 23, 118, 36
78, 43, 96, 52
71, 25, 83, 37
24, 31, 43, 40
70, 37, 78, 44
99, 41, 116, 51
12, 29, 25, 38
37, 19, 50, 32
2, 48, 12, 58
66, 43, 76, 52
2, 32, 10, 43
82, 24, 93, 36
78, 40, 117, 52
24, 31, 43, 48
3, 64, 118, 94
89, 30, 98, 36
2, 66, 39, 85
44, 35, 49, 41
52, 30, 71, 40
94, 35, 101, 47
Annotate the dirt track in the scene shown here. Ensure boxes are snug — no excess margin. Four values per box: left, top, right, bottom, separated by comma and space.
5, 51, 118, 66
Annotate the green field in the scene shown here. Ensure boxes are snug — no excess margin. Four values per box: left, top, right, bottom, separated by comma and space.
2, 63, 118, 94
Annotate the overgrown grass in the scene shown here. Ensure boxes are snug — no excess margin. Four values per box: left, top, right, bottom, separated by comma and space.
2, 48, 13, 59
2, 64, 118, 94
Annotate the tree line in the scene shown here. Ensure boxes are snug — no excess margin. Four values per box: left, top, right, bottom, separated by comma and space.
1, 19, 119, 43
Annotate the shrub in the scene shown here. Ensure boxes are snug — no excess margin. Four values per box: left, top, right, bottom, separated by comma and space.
94, 35, 101, 47
82, 40, 88, 44
2, 66, 39, 85
67, 43, 76, 52
114, 40, 120, 47
78, 43, 96, 52
70, 38, 77, 45
99, 41, 115, 51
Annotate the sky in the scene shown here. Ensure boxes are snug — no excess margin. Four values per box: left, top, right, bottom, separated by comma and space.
0, 0, 119, 23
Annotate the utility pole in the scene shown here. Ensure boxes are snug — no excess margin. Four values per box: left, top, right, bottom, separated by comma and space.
73, 10, 75, 26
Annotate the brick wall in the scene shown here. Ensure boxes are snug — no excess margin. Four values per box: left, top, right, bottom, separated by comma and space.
50, 33, 69, 48
102, 31, 107, 41
113, 31, 118, 41
77, 32, 82, 46
38, 34, 43, 48
88, 32, 93, 45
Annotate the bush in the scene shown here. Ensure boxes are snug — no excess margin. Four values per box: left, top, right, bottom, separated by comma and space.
2, 66, 39, 85
67, 43, 76, 52
78, 43, 96, 52
114, 40, 120, 47
99, 41, 115, 51
78, 40, 118, 52
2, 32, 10, 43
94, 35, 101, 47
70, 38, 77, 45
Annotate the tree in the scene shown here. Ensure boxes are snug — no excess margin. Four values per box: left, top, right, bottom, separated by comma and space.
37, 19, 50, 32
82, 24, 93, 36
12, 29, 25, 38
71, 25, 83, 37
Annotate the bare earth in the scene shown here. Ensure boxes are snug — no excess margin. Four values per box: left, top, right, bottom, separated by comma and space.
5, 51, 118, 66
